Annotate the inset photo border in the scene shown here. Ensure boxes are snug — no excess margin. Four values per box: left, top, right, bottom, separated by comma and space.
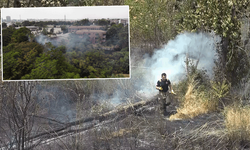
1, 6, 130, 81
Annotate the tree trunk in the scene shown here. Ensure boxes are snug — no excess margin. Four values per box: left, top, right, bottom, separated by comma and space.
7, 0, 10, 7
14, 0, 21, 7
28, 0, 32, 7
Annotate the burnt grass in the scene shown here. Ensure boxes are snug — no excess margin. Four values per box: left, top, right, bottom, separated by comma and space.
34, 96, 250, 150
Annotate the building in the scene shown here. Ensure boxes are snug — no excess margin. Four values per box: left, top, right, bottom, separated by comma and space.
109, 19, 128, 26
109, 19, 119, 24
68, 26, 105, 33
68, 25, 106, 44
6, 16, 11, 23
15, 26, 39, 31
15, 26, 40, 35
75, 30, 106, 44
120, 19, 128, 26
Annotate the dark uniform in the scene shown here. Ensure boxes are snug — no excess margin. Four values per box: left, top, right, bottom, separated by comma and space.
156, 79, 171, 115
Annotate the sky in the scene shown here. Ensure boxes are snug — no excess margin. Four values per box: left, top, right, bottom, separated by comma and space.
1, 6, 129, 20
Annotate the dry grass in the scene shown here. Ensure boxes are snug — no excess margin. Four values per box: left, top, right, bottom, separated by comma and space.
169, 81, 218, 120
99, 128, 139, 140
224, 105, 250, 142
112, 74, 130, 78
122, 74, 130, 77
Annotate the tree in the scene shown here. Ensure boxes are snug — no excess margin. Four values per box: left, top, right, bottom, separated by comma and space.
57, 45, 67, 54
50, 27, 54, 34
176, 0, 250, 86
0, 0, 8, 7
110, 22, 116, 27
118, 25, 129, 49
60, 25, 68, 33
2, 22, 7, 28
11, 27, 31, 43
74, 19, 90, 26
105, 24, 128, 50
42, 28, 48, 35
14, 0, 21, 7
22, 20, 31, 26
125, 0, 177, 51
3, 42, 44, 80
106, 26, 117, 40
95, 19, 110, 26
106, 25, 120, 46
22, 55, 59, 79
1, 81, 39, 149
21, 45, 80, 79
2, 27, 16, 46
79, 50, 112, 77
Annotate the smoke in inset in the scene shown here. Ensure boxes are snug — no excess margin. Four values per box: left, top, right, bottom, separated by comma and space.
35, 34, 54, 45
34, 33, 90, 52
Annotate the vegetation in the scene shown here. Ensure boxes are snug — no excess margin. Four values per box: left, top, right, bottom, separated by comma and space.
126, 0, 250, 148
60, 25, 68, 33
21, 20, 72, 27
73, 19, 91, 26
224, 104, 250, 145
2, 21, 129, 80
126, 0, 177, 55
176, 0, 250, 86
94, 18, 110, 26
170, 79, 218, 120
1, 0, 250, 149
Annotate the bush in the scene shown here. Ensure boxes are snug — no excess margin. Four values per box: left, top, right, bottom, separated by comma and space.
169, 68, 219, 120
169, 79, 218, 120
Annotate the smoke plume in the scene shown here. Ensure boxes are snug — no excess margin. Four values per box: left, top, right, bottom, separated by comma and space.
36, 84, 77, 123
34, 33, 90, 52
33, 32, 221, 121
135, 32, 221, 96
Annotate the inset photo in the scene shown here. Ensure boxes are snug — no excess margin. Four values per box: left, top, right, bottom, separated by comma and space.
1, 6, 130, 81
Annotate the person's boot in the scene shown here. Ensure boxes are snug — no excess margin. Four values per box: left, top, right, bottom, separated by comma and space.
166, 102, 171, 106
165, 105, 172, 117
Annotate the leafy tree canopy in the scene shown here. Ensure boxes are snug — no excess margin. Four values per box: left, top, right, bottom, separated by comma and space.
2, 27, 16, 46
11, 27, 31, 43
3, 42, 44, 80
176, 0, 250, 85
74, 19, 90, 26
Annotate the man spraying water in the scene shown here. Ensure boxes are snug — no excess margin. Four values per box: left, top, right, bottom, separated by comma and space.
156, 73, 175, 116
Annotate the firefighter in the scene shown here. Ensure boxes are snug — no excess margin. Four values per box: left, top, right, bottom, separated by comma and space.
156, 73, 174, 116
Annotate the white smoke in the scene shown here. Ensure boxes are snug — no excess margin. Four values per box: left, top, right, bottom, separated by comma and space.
135, 32, 221, 96
35, 34, 60, 47
35, 34, 50, 45
34, 33, 89, 52
34, 32, 221, 115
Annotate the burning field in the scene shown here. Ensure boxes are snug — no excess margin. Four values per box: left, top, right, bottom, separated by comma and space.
1, 31, 250, 149
1, 0, 250, 149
